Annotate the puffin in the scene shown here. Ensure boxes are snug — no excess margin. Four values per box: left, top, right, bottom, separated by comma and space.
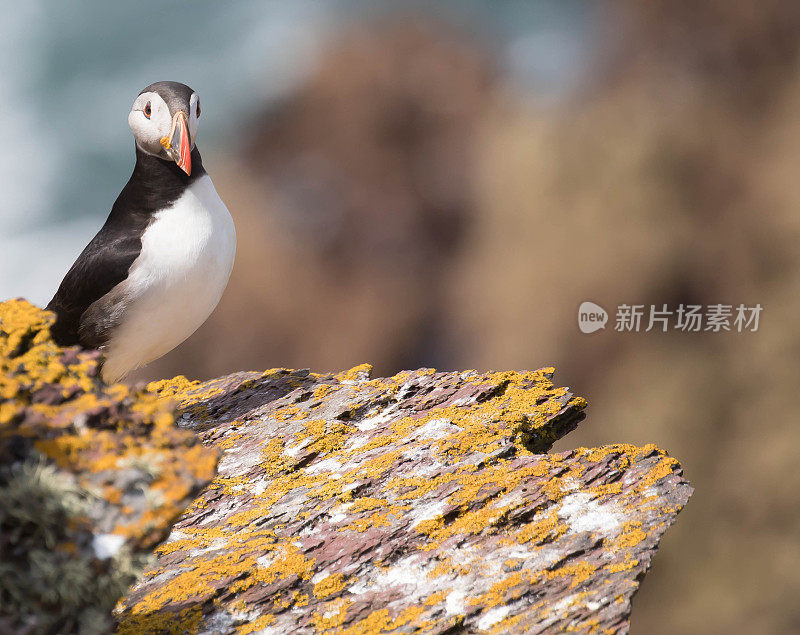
47, 81, 236, 383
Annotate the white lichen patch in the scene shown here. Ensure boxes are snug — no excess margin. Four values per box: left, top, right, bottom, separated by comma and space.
217, 447, 262, 474
355, 406, 396, 432
189, 537, 228, 559
250, 480, 269, 496
304, 457, 343, 475
548, 593, 582, 617
284, 437, 312, 458
163, 528, 188, 544
372, 555, 429, 591
411, 417, 462, 440
476, 604, 512, 630
324, 501, 354, 524
558, 492, 623, 536
343, 434, 371, 451
445, 589, 467, 616
522, 545, 566, 572
92, 533, 126, 559
409, 500, 449, 528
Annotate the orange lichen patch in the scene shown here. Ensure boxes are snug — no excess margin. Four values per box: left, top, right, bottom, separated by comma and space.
313, 383, 336, 400
293, 591, 310, 608
340, 448, 405, 483
115, 606, 203, 635
259, 437, 295, 477
313, 573, 347, 599
514, 509, 567, 544
566, 618, 601, 633
575, 444, 681, 500
348, 497, 389, 512
146, 374, 231, 423
447, 461, 551, 505
541, 471, 576, 501
155, 535, 202, 557
335, 363, 373, 383
469, 571, 529, 607
411, 456, 574, 547
0, 299, 54, 344
342, 606, 426, 634
137, 553, 258, 610
612, 521, 648, 550
588, 482, 623, 497
311, 598, 352, 630
385, 473, 459, 500
291, 418, 355, 457
425, 591, 447, 606
339, 511, 393, 532
416, 502, 512, 545
606, 559, 640, 573
218, 430, 245, 451
236, 614, 275, 634
146, 375, 200, 403
632, 453, 682, 491
427, 558, 471, 579
547, 562, 598, 588
378, 368, 586, 459
489, 612, 526, 634
229, 544, 316, 594
275, 405, 303, 422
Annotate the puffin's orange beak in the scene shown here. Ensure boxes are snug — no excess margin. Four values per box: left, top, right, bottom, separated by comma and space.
160, 111, 192, 175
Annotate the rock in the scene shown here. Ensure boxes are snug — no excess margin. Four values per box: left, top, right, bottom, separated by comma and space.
117, 364, 691, 634
0, 300, 691, 633
0, 300, 219, 634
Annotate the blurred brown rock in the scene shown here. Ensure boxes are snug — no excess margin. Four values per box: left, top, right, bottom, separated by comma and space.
139, 18, 493, 381
452, 3, 800, 633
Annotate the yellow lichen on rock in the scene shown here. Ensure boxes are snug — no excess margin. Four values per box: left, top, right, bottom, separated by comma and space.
113, 360, 689, 634
313, 573, 348, 599
0, 299, 220, 634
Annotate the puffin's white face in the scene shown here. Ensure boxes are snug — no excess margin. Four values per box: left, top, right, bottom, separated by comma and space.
128, 89, 201, 175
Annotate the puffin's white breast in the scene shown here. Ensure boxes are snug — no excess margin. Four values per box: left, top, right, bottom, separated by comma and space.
102, 174, 236, 382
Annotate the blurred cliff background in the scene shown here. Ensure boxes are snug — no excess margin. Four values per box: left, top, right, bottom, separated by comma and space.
2, 1, 799, 632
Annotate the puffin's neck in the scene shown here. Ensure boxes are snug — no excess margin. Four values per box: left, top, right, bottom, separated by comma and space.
109, 145, 207, 222
133, 145, 206, 182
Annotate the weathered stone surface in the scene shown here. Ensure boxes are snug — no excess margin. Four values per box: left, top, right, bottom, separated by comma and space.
0, 300, 691, 633
0, 300, 219, 634
117, 364, 691, 634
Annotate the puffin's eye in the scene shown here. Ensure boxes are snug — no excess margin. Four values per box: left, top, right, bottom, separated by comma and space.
143, 102, 151, 119
196, 101, 201, 118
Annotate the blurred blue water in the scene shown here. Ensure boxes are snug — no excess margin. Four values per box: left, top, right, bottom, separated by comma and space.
0, 0, 594, 304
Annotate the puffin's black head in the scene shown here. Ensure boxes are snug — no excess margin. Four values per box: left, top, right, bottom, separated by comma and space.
128, 81, 201, 175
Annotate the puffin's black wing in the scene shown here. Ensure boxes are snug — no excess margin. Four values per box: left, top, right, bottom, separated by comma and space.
46, 222, 144, 348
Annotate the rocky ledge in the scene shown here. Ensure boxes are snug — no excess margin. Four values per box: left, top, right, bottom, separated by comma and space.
0, 300, 691, 634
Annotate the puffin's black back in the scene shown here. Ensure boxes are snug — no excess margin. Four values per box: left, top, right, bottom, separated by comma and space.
47, 146, 205, 347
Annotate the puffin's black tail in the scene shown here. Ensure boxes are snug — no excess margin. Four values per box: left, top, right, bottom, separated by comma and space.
45, 297, 82, 347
